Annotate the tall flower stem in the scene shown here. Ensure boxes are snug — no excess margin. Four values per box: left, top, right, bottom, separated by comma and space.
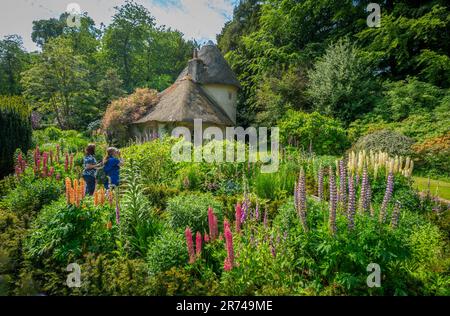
329, 167, 337, 235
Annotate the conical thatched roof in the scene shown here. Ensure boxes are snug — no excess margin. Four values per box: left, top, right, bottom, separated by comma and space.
134, 76, 234, 126
177, 43, 241, 88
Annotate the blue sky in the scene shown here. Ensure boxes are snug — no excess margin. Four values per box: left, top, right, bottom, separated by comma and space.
0, 0, 239, 51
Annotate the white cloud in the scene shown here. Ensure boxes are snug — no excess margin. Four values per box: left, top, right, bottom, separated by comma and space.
0, 0, 237, 51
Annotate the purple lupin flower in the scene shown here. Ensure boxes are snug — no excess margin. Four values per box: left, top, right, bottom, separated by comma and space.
254, 202, 260, 221
347, 173, 356, 230
379, 172, 394, 223
241, 194, 250, 223
270, 243, 276, 258
318, 167, 324, 201
391, 201, 402, 228
294, 168, 308, 232
359, 167, 369, 215
263, 208, 268, 228
339, 160, 347, 208
329, 167, 337, 235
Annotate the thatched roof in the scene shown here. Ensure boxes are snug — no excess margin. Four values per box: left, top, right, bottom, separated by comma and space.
134, 76, 234, 126
177, 43, 241, 88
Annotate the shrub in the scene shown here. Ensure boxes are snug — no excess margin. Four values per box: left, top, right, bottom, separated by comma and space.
278, 110, 349, 155
147, 230, 189, 274
412, 133, 450, 176
374, 78, 446, 122
306, 38, 378, 124
0, 96, 32, 178
143, 184, 180, 211
3, 177, 62, 220
353, 129, 415, 157
77, 254, 154, 296
25, 199, 116, 265
166, 193, 223, 233
122, 138, 180, 186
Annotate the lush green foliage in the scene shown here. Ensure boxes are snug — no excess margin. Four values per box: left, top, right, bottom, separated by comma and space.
167, 193, 223, 233
25, 198, 115, 264
307, 38, 379, 124
147, 230, 188, 275
278, 110, 349, 155
2, 177, 62, 219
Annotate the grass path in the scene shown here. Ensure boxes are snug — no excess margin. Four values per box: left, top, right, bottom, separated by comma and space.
413, 177, 450, 201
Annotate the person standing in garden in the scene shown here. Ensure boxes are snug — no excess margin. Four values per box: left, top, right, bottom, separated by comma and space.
83, 144, 102, 196
103, 147, 124, 191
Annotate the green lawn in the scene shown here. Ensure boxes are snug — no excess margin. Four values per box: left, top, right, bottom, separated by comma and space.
414, 177, 450, 201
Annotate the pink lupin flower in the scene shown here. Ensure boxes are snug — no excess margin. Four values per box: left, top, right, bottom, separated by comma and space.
15, 165, 21, 178
204, 232, 210, 243
208, 207, 219, 241
235, 203, 242, 233
18, 152, 23, 167
42, 152, 48, 177
185, 227, 195, 264
69, 154, 74, 170
55, 174, 61, 181
48, 167, 55, 178
49, 150, 54, 165
196, 232, 202, 258
64, 153, 69, 172
223, 223, 234, 271
224, 257, 232, 271
34, 146, 40, 167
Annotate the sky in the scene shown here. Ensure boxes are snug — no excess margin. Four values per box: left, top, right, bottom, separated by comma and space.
0, 0, 239, 51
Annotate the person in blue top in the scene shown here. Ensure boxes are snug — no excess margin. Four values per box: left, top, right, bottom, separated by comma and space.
103, 147, 124, 190
83, 144, 102, 196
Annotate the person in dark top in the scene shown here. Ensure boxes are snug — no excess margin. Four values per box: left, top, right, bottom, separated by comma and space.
83, 144, 102, 196
103, 147, 124, 191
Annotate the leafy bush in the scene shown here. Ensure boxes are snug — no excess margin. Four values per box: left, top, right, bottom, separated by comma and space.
78, 254, 154, 296
166, 193, 223, 233
278, 110, 349, 155
147, 230, 188, 275
122, 138, 180, 186
0, 96, 32, 178
306, 38, 378, 124
32, 127, 89, 153
374, 78, 447, 122
25, 199, 116, 264
412, 133, 450, 176
2, 177, 62, 219
353, 129, 415, 157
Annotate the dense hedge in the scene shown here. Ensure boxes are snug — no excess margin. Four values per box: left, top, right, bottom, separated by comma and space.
0, 96, 32, 178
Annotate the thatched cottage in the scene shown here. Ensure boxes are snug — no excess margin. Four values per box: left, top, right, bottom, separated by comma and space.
131, 41, 240, 140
